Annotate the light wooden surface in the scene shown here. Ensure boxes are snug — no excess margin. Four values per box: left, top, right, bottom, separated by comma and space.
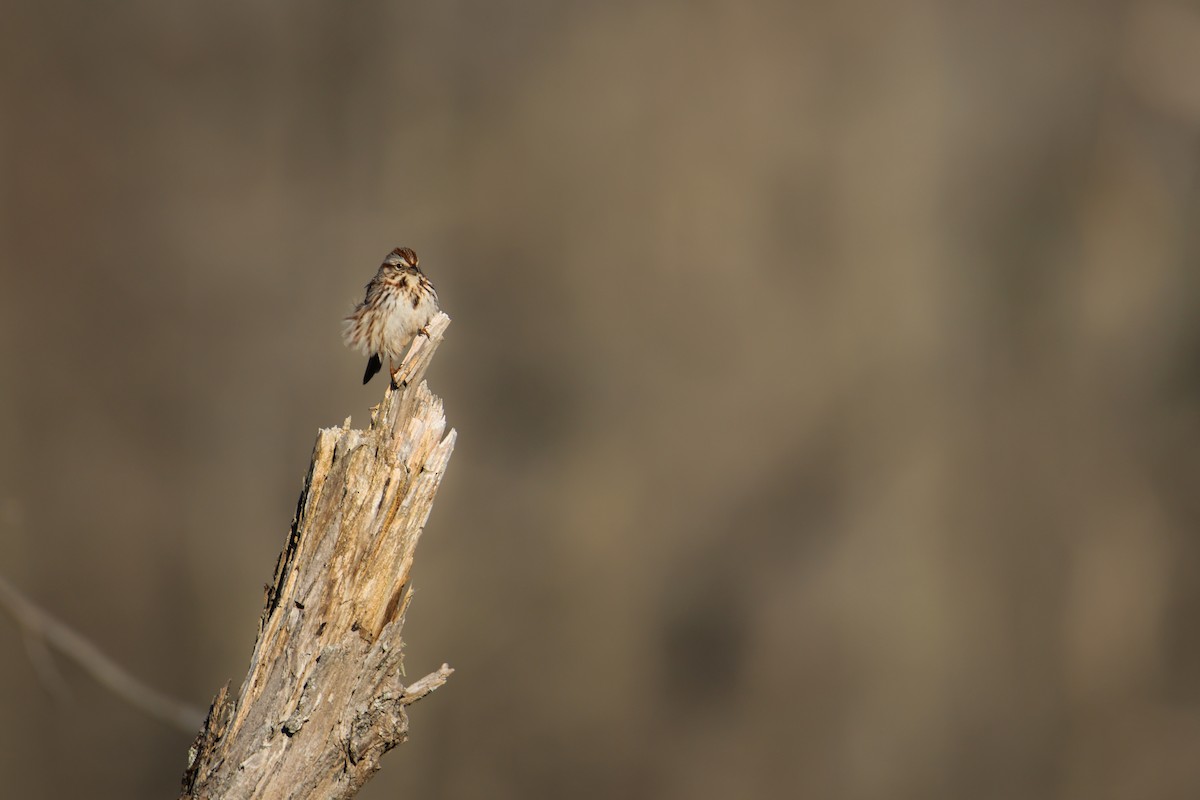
181, 312, 456, 800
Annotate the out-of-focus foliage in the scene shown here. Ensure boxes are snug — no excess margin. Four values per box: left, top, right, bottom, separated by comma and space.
2, 2, 1199, 798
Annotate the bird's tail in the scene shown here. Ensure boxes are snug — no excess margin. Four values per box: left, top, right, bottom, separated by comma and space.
362, 354, 382, 384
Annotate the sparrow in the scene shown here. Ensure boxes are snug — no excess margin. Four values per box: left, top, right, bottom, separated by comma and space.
344, 246, 440, 387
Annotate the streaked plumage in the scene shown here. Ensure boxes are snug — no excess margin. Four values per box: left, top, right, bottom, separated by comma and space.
343, 247, 440, 386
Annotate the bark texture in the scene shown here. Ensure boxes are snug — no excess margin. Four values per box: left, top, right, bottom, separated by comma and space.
181, 312, 455, 800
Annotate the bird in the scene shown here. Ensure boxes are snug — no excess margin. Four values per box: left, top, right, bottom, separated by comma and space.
344, 246, 440, 387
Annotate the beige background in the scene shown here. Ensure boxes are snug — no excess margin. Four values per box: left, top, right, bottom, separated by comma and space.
3, 2, 1200, 798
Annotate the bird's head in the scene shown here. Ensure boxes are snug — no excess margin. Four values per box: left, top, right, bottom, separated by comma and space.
384, 247, 420, 270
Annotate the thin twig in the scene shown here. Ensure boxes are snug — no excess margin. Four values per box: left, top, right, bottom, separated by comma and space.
400, 663, 454, 705
0, 573, 205, 733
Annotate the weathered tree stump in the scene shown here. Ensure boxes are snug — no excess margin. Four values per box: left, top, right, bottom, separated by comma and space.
181, 312, 455, 800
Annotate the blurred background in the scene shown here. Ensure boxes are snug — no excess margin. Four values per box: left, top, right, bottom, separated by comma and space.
2, 1, 1200, 798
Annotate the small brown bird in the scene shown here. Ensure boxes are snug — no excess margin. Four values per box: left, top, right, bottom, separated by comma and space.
344, 246, 440, 386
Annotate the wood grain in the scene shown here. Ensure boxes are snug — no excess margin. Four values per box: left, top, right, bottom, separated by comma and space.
181, 312, 455, 800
